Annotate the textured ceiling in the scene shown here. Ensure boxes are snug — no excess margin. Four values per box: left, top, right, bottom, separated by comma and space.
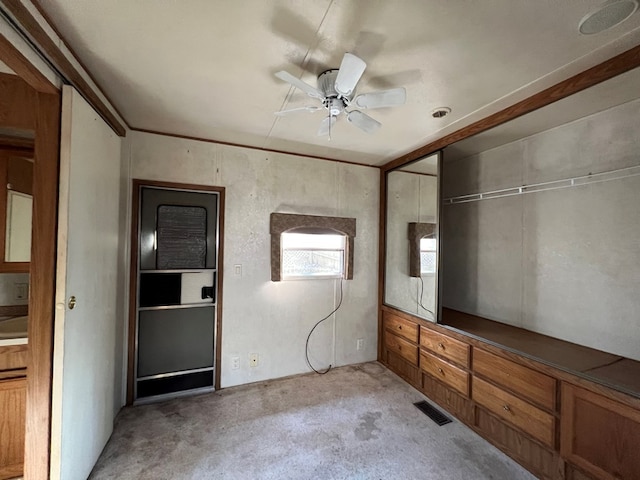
37, 0, 640, 166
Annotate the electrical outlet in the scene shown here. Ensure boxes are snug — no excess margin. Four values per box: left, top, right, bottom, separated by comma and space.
249, 353, 259, 367
231, 355, 240, 370
356, 338, 364, 351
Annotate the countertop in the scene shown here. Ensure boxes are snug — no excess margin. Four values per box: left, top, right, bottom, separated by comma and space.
0, 337, 28, 347
442, 308, 640, 399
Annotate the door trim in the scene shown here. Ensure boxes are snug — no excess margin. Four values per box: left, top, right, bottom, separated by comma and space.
127, 179, 225, 405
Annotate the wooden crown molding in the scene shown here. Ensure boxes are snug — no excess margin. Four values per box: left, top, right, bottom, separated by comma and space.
1, 0, 127, 136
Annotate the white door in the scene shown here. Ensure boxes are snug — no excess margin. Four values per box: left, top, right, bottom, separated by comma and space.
50, 86, 124, 480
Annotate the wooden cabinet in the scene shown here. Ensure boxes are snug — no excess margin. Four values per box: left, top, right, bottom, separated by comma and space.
382, 312, 420, 387
380, 307, 640, 480
420, 328, 470, 368
0, 344, 27, 479
473, 376, 555, 447
383, 311, 419, 343
473, 348, 556, 411
561, 383, 640, 480
0, 377, 26, 479
419, 349, 469, 396
384, 330, 419, 365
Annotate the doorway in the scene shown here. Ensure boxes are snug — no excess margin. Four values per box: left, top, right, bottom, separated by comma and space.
128, 181, 225, 404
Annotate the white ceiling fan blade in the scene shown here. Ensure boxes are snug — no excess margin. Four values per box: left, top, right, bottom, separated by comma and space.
275, 71, 324, 99
334, 53, 366, 97
274, 106, 321, 116
317, 116, 336, 136
354, 87, 406, 109
347, 110, 381, 134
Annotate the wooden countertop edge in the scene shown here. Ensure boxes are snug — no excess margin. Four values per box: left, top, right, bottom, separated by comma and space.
381, 304, 640, 409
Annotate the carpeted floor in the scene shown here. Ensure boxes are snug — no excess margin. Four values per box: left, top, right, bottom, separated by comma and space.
89, 362, 536, 479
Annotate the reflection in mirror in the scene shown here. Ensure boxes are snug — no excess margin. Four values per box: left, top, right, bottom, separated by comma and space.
384, 152, 439, 321
440, 66, 640, 363
6, 190, 32, 262
0, 144, 34, 269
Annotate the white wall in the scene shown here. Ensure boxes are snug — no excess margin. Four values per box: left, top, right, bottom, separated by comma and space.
442, 97, 640, 360
128, 131, 379, 387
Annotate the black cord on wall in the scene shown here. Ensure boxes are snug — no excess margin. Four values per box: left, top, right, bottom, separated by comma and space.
305, 279, 344, 375
418, 276, 435, 320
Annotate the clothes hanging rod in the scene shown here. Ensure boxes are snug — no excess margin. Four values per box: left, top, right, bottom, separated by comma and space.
443, 163, 640, 205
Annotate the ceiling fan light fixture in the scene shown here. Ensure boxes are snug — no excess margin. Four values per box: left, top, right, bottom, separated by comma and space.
431, 107, 451, 119
578, 0, 638, 35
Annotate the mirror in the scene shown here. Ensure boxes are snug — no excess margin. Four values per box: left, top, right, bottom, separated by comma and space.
439, 65, 640, 362
384, 152, 439, 321
0, 141, 34, 270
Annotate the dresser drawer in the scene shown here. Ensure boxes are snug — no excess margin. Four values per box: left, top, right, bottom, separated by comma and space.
0, 345, 27, 372
383, 312, 419, 343
420, 350, 469, 396
473, 348, 556, 411
473, 377, 555, 447
384, 332, 418, 366
420, 327, 470, 367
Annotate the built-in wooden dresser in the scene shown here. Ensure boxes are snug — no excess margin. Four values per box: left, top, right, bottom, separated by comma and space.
380, 306, 640, 480
0, 344, 27, 480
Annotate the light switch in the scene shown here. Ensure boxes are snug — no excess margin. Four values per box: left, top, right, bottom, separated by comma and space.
234, 264, 242, 276
14, 283, 28, 300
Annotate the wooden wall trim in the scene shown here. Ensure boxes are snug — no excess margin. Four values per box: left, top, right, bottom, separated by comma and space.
382, 43, 640, 172
1, 0, 127, 137
24, 90, 60, 480
127, 179, 226, 404
0, 32, 56, 94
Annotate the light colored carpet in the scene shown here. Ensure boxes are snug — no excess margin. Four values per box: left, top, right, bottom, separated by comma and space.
90, 362, 536, 479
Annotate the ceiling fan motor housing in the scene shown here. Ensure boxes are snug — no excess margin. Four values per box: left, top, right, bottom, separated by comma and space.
318, 69, 351, 115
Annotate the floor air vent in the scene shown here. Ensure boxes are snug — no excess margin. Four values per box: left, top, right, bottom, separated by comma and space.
414, 400, 452, 426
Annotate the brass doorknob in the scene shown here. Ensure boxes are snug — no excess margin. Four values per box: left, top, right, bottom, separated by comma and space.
68, 296, 77, 310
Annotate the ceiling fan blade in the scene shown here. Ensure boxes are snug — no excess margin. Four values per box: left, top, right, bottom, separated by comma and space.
317, 115, 336, 136
275, 71, 324, 99
347, 110, 381, 134
334, 53, 366, 97
274, 106, 321, 116
354, 87, 406, 109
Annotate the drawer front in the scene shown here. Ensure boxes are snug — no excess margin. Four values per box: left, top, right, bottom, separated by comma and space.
0, 345, 28, 371
473, 377, 555, 447
383, 312, 419, 343
473, 348, 556, 411
420, 350, 469, 396
384, 332, 419, 366
420, 327, 470, 367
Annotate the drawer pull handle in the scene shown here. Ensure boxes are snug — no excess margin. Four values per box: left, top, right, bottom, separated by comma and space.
437, 368, 444, 374
398, 326, 402, 330
438, 343, 445, 349
503, 404, 511, 412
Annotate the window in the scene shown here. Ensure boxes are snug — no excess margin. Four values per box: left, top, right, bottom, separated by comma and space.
420, 237, 437, 275
270, 213, 356, 281
281, 232, 346, 279
408, 222, 436, 277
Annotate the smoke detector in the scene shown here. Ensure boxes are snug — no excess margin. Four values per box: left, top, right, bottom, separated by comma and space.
578, 0, 639, 34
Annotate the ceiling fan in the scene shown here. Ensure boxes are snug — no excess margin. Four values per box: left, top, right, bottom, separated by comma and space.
274, 53, 406, 137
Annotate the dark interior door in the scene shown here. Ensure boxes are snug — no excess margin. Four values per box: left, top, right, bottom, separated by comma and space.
135, 187, 219, 400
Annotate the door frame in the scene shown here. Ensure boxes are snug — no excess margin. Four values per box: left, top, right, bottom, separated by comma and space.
127, 179, 225, 405
0, 35, 60, 479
